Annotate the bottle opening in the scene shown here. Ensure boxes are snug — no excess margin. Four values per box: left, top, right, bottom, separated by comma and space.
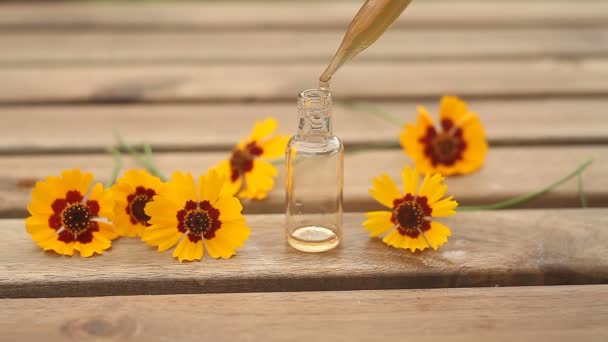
298, 89, 332, 112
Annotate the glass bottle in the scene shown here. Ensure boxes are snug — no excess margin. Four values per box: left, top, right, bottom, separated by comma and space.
285, 89, 344, 253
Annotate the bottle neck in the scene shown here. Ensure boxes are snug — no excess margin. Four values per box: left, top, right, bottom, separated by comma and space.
297, 89, 333, 139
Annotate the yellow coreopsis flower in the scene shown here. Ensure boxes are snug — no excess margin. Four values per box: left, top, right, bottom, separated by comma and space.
363, 166, 458, 252
142, 170, 250, 262
25, 169, 117, 257
215, 118, 290, 200
111, 169, 165, 237
400, 96, 488, 176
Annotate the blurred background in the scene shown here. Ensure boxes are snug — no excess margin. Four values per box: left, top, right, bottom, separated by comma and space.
1, 0, 607, 216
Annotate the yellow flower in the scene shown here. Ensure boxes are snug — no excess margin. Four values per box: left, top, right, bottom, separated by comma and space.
215, 117, 290, 199
363, 166, 457, 252
400, 96, 488, 176
142, 170, 250, 262
111, 169, 165, 237
25, 169, 117, 257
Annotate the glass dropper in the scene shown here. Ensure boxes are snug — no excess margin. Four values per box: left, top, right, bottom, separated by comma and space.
319, 0, 414, 91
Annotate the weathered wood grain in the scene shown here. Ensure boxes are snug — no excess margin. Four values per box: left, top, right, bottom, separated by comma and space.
0, 146, 605, 217
2, 60, 608, 104
4, 28, 608, 65
1, 286, 607, 341
1, 1, 607, 31
1, 210, 607, 298
1, 98, 607, 154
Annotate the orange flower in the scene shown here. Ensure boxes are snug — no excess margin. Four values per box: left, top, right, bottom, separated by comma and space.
25, 169, 117, 257
142, 170, 250, 262
111, 169, 165, 237
400, 96, 488, 176
364, 166, 457, 252
215, 118, 289, 199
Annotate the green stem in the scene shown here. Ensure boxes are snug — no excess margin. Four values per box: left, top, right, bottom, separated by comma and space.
269, 158, 283, 166
346, 141, 402, 154
105, 148, 123, 188
459, 158, 594, 211
115, 133, 168, 181
339, 101, 404, 127
578, 172, 588, 208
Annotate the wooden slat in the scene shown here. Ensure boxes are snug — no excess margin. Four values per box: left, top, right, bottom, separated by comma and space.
4, 28, 608, 65
2, 99, 607, 154
1, 2, 607, 31
2, 60, 608, 104
1, 210, 607, 298
1, 286, 607, 341
1, 146, 606, 218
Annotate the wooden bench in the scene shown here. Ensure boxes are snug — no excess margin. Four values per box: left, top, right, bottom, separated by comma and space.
1, 1, 607, 340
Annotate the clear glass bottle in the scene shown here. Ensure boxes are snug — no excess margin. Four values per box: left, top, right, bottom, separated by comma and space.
285, 89, 344, 253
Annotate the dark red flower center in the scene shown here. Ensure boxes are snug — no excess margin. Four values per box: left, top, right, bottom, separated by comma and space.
126, 186, 156, 226
185, 211, 211, 235
229, 141, 264, 182
392, 194, 432, 238
419, 119, 467, 166
48, 190, 101, 244
62, 204, 91, 233
177, 200, 222, 242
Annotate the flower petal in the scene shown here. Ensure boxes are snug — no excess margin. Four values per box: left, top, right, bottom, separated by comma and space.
199, 168, 225, 204
168, 171, 197, 204
240, 159, 277, 200
401, 165, 419, 196
249, 118, 278, 142
439, 96, 468, 124
417, 173, 448, 205
61, 169, 94, 195
369, 173, 402, 209
424, 221, 451, 250
363, 211, 394, 237
430, 196, 458, 217
260, 135, 290, 159
383, 230, 428, 252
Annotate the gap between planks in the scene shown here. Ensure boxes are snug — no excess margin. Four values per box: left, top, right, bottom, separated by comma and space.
1, 1, 607, 32
0, 146, 606, 218
2, 60, 608, 105
1, 98, 607, 154
0, 210, 607, 298
1, 285, 607, 341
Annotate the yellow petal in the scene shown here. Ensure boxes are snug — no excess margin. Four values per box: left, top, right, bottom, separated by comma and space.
400, 165, 419, 196
363, 211, 394, 237
382, 229, 429, 252
417, 173, 447, 205
424, 221, 451, 250
240, 159, 277, 200
216, 196, 245, 223
369, 173, 402, 209
430, 196, 458, 217
260, 135, 290, 159
61, 169, 94, 195
172, 237, 189, 261
156, 232, 183, 252
199, 169, 225, 204
249, 118, 278, 142
169, 171, 198, 204
439, 96, 468, 124
172, 238, 201, 262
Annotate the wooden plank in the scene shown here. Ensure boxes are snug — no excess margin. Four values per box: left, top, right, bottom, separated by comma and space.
4, 28, 608, 65
1, 2, 607, 31
2, 99, 607, 154
1, 210, 607, 298
0, 146, 605, 217
1, 60, 608, 104
1, 286, 607, 341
